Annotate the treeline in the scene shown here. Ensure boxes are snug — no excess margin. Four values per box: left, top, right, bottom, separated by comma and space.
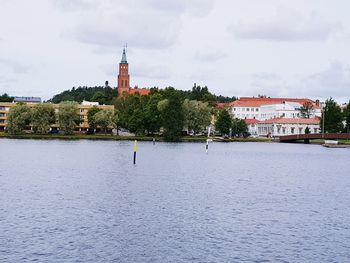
321, 98, 350, 133
113, 87, 246, 141
6, 102, 117, 135
49, 83, 117, 105
0, 93, 14, 102
48, 84, 237, 105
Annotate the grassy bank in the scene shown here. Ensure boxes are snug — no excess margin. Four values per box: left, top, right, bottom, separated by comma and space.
0, 133, 272, 143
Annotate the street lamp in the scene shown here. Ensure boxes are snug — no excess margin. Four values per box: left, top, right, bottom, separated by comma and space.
322, 108, 325, 139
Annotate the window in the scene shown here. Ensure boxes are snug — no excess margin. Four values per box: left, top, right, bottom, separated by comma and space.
299, 127, 303, 134
314, 128, 318, 133
256, 108, 259, 112
291, 127, 295, 134
0, 107, 5, 110
247, 108, 250, 111
282, 127, 286, 134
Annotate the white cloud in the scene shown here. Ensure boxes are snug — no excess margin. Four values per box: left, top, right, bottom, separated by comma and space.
195, 50, 226, 62
228, 9, 342, 41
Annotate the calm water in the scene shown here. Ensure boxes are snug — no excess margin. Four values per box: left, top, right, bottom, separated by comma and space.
0, 139, 350, 262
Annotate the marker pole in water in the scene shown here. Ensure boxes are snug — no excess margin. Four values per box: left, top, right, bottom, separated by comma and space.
133, 140, 137, 165
206, 139, 209, 153
153, 137, 155, 145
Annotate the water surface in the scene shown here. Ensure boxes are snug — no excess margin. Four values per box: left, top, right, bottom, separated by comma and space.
0, 139, 349, 262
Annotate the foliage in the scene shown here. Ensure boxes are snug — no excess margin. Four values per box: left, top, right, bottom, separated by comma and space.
231, 118, 248, 135
299, 101, 314, 118
87, 106, 102, 131
183, 99, 212, 133
58, 101, 81, 135
344, 101, 350, 133
93, 109, 117, 133
158, 89, 184, 141
142, 93, 163, 134
320, 98, 343, 133
215, 109, 232, 135
0, 93, 14, 102
49, 86, 117, 104
305, 126, 311, 134
7, 103, 32, 134
31, 103, 56, 134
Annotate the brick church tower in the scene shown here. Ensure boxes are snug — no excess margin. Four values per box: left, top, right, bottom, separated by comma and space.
117, 48, 130, 96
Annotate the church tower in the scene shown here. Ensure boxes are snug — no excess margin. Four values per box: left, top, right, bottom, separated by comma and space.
117, 48, 130, 96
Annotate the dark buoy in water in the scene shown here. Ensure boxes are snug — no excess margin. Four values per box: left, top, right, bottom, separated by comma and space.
153, 137, 155, 145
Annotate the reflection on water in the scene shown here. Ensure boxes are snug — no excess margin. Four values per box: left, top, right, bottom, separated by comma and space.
0, 139, 350, 262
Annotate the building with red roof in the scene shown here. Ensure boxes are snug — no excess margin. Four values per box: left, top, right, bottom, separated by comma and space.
257, 117, 320, 137
117, 48, 150, 97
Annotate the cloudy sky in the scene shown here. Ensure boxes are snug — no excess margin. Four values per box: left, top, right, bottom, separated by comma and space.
0, 0, 349, 102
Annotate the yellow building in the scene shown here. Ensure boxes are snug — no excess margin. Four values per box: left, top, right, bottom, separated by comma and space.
0, 101, 114, 133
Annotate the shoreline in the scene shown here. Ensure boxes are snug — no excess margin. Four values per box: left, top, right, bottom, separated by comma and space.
0, 133, 272, 143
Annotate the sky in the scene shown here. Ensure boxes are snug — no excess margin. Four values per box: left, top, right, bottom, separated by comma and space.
0, 0, 350, 102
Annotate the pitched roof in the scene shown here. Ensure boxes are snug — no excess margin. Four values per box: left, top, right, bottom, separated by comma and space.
230, 97, 320, 108
244, 118, 260, 125
259, 117, 320, 125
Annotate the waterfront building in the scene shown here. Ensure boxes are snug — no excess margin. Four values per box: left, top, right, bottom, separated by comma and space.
0, 102, 114, 132
256, 117, 320, 137
13, 96, 41, 103
117, 48, 150, 97
230, 97, 321, 121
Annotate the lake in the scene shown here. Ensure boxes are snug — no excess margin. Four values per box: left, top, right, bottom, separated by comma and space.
0, 139, 349, 262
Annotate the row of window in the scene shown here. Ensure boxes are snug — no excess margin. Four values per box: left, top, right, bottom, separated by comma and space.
233, 107, 259, 112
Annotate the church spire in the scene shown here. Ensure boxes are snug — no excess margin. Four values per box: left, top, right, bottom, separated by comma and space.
121, 47, 127, 63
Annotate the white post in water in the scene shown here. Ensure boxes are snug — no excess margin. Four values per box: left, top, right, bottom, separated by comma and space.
206, 126, 211, 153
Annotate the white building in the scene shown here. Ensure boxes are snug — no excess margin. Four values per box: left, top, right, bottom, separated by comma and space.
231, 97, 321, 121
257, 117, 320, 137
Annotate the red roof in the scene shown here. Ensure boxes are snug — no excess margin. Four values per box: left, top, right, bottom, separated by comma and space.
128, 88, 150, 96
244, 118, 260, 125
259, 117, 320, 125
230, 97, 320, 109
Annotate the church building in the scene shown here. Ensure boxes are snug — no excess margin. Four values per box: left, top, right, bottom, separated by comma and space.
117, 48, 150, 97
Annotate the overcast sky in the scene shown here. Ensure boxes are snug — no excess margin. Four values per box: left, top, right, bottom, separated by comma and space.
1, 0, 349, 102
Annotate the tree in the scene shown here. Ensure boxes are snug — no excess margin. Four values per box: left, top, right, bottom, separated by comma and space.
305, 126, 311, 134
143, 93, 163, 134
91, 91, 107, 105
0, 93, 14, 102
93, 109, 117, 133
158, 90, 184, 141
320, 98, 343, 133
31, 103, 56, 134
344, 101, 350, 133
183, 99, 212, 133
215, 109, 232, 136
58, 101, 81, 135
7, 103, 32, 134
299, 101, 315, 118
87, 106, 102, 131
231, 118, 248, 135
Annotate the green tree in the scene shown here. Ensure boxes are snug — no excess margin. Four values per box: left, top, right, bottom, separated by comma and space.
31, 103, 56, 134
7, 103, 32, 134
87, 106, 101, 131
93, 109, 117, 133
143, 93, 163, 134
158, 90, 184, 141
91, 91, 107, 105
321, 98, 343, 133
215, 109, 232, 136
231, 118, 248, 135
0, 93, 14, 102
299, 101, 314, 118
183, 99, 212, 133
58, 101, 81, 135
305, 126, 311, 134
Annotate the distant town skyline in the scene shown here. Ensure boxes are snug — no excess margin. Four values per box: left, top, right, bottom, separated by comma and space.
1, 0, 350, 102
